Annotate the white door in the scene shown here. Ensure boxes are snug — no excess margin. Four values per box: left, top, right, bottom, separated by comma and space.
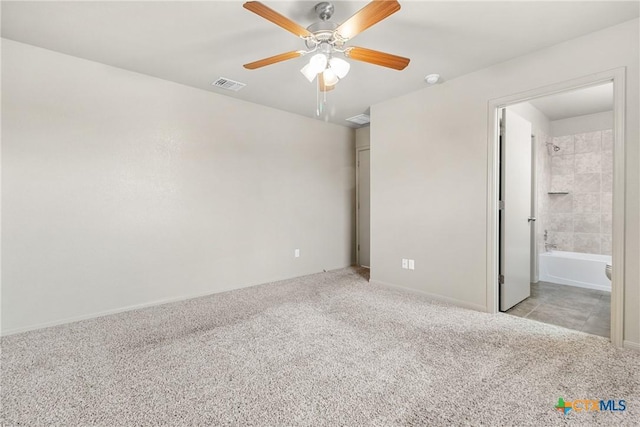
500, 109, 532, 311
358, 149, 370, 267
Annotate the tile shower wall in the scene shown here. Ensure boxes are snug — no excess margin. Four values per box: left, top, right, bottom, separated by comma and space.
543, 129, 613, 255
536, 132, 552, 256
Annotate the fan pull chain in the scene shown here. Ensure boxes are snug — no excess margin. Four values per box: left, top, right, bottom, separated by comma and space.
316, 76, 327, 117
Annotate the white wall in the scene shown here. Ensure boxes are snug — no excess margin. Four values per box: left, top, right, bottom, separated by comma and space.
552, 111, 614, 136
371, 19, 639, 346
509, 102, 552, 136
1, 40, 355, 334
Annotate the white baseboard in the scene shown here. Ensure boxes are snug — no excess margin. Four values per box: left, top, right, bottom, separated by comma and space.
0, 286, 240, 337
623, 340, 640, 351
1, 267, 350, 337
369, 279, 487, 312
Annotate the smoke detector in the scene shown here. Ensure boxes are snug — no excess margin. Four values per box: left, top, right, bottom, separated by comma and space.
424, 74, 440, 85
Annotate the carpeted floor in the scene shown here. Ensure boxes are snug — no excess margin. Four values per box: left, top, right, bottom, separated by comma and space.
2, 267, 639, 426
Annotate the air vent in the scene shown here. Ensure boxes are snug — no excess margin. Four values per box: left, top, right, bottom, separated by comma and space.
346, 114, 370, 125
211, 77, 246, 92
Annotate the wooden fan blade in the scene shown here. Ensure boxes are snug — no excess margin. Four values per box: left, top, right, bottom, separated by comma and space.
335, 0, 401, 40
244, 51, 303, 69
345, 47, 410, 70
244, 1, 311, 38
319, 73, 335, 92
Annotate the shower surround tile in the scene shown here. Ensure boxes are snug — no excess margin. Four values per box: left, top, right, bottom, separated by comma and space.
551, 155, 574, 175
536, 133, 553, 258
549, 194, 573, 213
574, 213, 600, 233
574, 131, 602, 153
601, 192, 612, 212
602, 212, 612, 234
601, 171, 613, 192
602, 130, 613, 151
550, 174, 574, 193
601, 234, 612, 255
552, 135, 574, 155
541, 128, 613, 256
575, 152, 601, 174
547, 213, 573, 232
573, 193, 600, 213
602, 150, 613, 172
574, 233, 601, 253
552, 232, 573, 252
574, 173, 600, 193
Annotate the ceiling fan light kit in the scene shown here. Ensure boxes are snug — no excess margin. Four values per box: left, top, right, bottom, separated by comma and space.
300, 62, 318, 82
329, 57, 350, 79
323, 68, 339, 86
242, 0, 410, 117
308, 53, 328, 75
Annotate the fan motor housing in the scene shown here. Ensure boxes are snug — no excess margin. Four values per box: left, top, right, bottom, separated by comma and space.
306, 20, 340, 48
304, 2, 343, 49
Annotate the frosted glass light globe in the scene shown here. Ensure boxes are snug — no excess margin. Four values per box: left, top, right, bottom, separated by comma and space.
323, 68, 339, 86
329, 58, 350, 79
308, 53, 328, 74
300, 63, 317, 82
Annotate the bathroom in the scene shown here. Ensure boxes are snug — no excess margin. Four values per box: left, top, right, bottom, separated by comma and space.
505, 82, 613, 337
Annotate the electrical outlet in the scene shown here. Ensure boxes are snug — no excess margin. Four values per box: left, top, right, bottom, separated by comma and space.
408, 259, 415, 270
294, 249, 300, 258
402, 259, 408, 269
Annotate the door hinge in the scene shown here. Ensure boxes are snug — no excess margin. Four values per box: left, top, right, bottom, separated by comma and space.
498, 200, 504, 210
498, 274, 504, 285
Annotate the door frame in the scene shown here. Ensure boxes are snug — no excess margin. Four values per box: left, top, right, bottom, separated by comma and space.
356, 146, 371, 267
486, 68, 626, 347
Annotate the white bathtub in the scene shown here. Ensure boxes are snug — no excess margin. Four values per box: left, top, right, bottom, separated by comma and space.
539, 251, 611, 292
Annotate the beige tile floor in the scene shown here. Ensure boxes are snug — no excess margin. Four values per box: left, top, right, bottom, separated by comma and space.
505, 281, 611, 338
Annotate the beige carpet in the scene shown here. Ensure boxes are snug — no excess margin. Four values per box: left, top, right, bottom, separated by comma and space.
2, 267, 639, 426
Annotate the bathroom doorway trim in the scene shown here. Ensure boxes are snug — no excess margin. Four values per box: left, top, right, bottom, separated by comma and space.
486, 68, 626, 348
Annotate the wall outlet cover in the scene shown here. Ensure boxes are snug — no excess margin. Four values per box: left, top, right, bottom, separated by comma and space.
402, 259, 408, 269
408, 259, 415, 270
294, 249, 300, 258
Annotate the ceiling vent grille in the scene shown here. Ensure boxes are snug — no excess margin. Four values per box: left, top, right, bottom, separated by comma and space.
211, 77, 246, 92
346, 114, 370, 125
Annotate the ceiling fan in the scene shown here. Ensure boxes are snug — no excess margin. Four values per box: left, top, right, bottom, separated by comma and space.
242, 0, 410, 92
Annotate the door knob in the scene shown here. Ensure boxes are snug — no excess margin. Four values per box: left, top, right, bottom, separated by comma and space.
528, 217, 536, 222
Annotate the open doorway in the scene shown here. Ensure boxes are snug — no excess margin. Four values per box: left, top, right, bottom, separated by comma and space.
501, 83, 613, 337
487, 69, 625, 346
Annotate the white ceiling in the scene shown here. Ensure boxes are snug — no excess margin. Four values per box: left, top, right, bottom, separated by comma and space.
529, 82, 614, 121
2, 1, 638, 128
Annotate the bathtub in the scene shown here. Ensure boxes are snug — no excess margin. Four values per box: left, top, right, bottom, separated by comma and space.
539, 251, 611, 292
